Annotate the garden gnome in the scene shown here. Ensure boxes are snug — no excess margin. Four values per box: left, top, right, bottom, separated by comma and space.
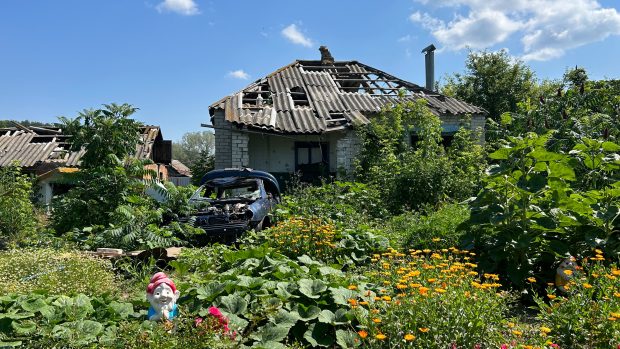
146, 272, 180, 321
555, 256, 576, 293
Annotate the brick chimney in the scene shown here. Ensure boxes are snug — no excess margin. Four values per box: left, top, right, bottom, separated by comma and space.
319, 46, 335, 65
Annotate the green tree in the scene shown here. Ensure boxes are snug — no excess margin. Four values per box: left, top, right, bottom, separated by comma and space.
172, 131, 215, 167
52, 104, 147, 232
442, 49, 536, 122
356, 99, 486, 212
189, 150, 215, 185
0, 164, 37, 245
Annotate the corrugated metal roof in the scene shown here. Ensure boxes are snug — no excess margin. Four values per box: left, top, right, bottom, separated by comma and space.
209, 60, 486, 134
0, 126, 165, 171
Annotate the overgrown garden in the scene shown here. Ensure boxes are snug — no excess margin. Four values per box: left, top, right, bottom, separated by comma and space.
0, 57, 618, 348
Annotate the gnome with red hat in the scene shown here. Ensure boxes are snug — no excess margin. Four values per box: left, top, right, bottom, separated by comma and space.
146, 272, 180, 321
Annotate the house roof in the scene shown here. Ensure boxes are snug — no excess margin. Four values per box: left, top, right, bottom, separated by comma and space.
0, 125, 164, 172
209, 57, 485, 134
169, 159, 192, 177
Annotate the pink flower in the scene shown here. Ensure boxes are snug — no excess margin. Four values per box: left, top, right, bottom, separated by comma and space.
208, 306, 223, 318
501, 345, 508, 349
550, 344, 560, 348
474, 345, 481, 349
194, 317, 203, 326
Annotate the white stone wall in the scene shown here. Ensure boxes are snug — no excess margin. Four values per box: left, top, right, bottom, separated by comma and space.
336, 131, 361, 178
213, 111, 232, 169
231, 132, 249, 168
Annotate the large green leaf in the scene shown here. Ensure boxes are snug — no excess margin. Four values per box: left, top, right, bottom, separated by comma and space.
303, 322, 334, 347
11, 320, 36, 335
258, 323, 290, 343
298, 279, 327, 299
489, 147, 512, 160
329, 287, 358, 306
336, 329, 360, 348
108, 301, 134, 319
19, 298, 47, 313
548, 162, 576, 181
318, 309, 335, 324
602, 141, 620, 152
218, 294, 248, 315
295, 304, 321, 321
272, 309, 300, 329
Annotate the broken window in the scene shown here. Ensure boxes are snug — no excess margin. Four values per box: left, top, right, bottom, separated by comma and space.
294, 142, 329, 181
290, 86, 310, 106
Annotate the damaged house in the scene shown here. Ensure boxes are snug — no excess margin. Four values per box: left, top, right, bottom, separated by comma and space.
0, 124, 190, 207
208, 46, 486, 181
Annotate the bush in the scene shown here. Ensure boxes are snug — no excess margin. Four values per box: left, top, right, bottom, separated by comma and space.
277, 181, 388, 228
252, 216, 389, 266
355, 247, 514, 348
384, 203, 470, 249
0, 249, 119, 296
532, 252, 620, 348
356, 100, 486, 213
463, 132, 620, 287
0, 164, 38, 245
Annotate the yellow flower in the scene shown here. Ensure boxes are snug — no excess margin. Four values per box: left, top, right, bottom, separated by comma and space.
432, 238, 441, 242
547, 294, 557, 300
376, 333, 387, 340
583, 283, 593, 289
512, 330, 523, 336
610, 312, 620, 318
562, 269, 573, 276
372, 318, 381, 324
527, 277, 536, 283
594, 249, 604, 254
404, 334, 416, 341
419, 327, 430, 333
434, 288, 447, 294
347, 285, 357, 290
540, 326, 551, 334
381, 295, 392, 301
423, 249, 431, 253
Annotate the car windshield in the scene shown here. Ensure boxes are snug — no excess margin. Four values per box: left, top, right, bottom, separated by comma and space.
192, 178, 261, 201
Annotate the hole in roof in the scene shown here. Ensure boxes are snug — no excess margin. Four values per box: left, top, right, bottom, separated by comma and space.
290, 86, 310, 107
242, 82, 272, 107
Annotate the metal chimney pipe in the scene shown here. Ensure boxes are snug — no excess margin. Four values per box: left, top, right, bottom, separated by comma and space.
421, 44, 436, 91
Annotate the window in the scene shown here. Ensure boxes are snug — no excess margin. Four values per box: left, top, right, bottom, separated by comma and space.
294, 142, 329, 181
410, 133, 455, 148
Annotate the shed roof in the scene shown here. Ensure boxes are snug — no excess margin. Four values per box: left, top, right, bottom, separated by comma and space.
209, 59, 485, 134
0, 125, 164, 172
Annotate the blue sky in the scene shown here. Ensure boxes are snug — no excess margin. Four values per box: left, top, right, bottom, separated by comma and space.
1, 0, 619, 141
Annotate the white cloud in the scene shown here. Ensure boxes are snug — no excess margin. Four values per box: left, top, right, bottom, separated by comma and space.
398, 34, 412, 42
156, 0, 200, 15
409, 0, 620, 60
228, 70, 250, 80
281, 24, 313, 47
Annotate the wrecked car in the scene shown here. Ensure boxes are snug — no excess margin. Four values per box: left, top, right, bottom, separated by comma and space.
186, 168, 280, 243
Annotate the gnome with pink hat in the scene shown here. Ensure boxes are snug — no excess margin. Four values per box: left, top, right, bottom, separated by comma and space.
146, 272, 180, 321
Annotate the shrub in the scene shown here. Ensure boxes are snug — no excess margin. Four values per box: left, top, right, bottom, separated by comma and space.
356, 99, 486, 213
277, 181, 388, 228
0, 164, 37, 245
253, 216, 388, 266
384, 203, 470, 249
355, 247, 513, 348
0, 249, 119, 296
532, 252, 620, 348
463, 132, 620, 287
180, 246, 365, 348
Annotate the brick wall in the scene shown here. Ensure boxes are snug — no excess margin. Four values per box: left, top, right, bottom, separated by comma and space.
213, 111, 232, 169
231, 132, 249, 167
336, 130, 361, 179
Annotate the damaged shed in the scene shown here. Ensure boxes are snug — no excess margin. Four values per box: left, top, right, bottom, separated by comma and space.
209, 47, 486, 180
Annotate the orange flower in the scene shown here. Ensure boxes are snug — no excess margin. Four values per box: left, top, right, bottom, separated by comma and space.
347, 285, 357, 290
547, 294, 557, 300
527, 277, 536, 283
419, 327, 430, 333
404, 334, 416, 341
372, 318, 381, 324
358, 330, 368, 339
